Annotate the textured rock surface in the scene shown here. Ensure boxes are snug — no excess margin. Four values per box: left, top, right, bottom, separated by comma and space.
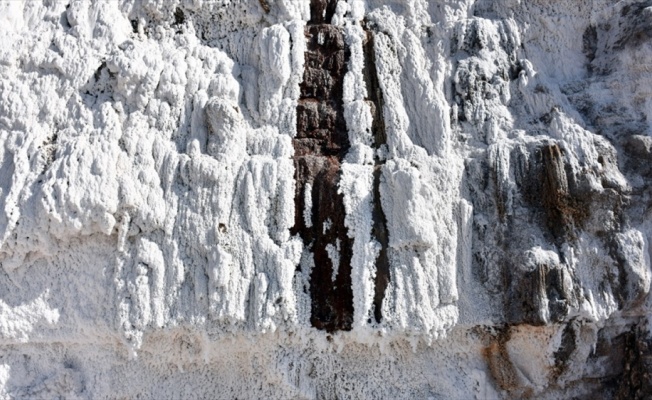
294, 13, 354, 332
1, 0, 651, 398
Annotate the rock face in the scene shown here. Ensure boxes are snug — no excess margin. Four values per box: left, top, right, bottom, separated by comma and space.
294, 6, 354, 332
0, 0, 651, 398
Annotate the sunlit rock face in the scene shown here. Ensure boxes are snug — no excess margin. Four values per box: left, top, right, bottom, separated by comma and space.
1, 0, 651, 398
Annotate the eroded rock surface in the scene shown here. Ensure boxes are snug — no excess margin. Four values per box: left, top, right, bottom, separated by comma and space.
293, 1, 354, 332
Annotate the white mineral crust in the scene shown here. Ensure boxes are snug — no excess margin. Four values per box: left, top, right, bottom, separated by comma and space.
0, 0, 651, 398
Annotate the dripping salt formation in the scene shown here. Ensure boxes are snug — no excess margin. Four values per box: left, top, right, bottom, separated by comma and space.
361, 24, 391, 324
0, 0, 651, 398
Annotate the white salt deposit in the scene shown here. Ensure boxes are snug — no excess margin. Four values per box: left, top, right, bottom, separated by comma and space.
1, 0, 651, 398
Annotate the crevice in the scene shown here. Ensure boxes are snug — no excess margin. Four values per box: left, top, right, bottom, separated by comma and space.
292, 0, 353, 332
308, 0, 338, 24
258, 0, 270, 14
553, 319, 579, 378
362, 26, 391, 324
173, 7, 185, 26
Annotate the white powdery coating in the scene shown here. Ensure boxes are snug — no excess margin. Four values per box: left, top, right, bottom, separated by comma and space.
303, 182, 313, 228
0, 293, 60, 344
340, 162, 377, 331
326, 240, 341, 281
339, 16, 380, 333
0, 0, 307, 344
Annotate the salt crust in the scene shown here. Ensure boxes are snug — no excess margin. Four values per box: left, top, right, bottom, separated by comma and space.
0, 0, 651, 398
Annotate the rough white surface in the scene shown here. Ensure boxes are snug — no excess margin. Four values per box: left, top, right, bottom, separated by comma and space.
1, 0, 652, 398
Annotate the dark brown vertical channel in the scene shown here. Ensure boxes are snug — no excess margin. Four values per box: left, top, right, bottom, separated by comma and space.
362, 27, 391, 323
292, 0, 354, 332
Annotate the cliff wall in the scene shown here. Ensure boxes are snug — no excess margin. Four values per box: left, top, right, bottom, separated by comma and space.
1, 0, 651, 398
